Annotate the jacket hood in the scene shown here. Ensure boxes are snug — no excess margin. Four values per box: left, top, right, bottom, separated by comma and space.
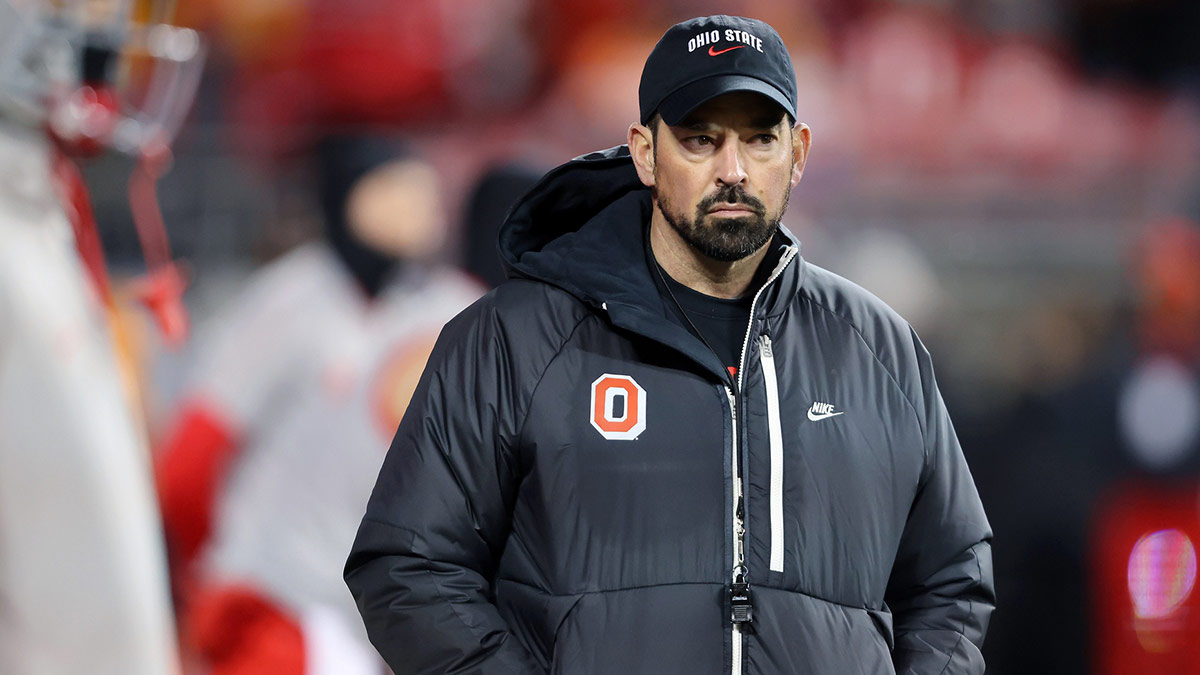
499, 144, 805, 380
500, 145, 648, 306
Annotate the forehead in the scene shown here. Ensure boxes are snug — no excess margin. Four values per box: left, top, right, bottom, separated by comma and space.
674, 91, 788, 130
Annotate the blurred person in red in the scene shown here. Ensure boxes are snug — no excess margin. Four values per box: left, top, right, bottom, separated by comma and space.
0, 0, 202, 673
156, 133, 482, 675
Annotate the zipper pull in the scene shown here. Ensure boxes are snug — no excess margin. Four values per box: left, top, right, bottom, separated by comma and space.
759, 333, 772, 357
730, 569, 754, 625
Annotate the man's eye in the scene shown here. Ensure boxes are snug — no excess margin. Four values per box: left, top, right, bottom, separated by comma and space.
687, 136, 713, 146
754, 134, 776, 144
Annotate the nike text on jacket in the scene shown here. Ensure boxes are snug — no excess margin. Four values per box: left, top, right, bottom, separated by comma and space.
345, 146, 995, 674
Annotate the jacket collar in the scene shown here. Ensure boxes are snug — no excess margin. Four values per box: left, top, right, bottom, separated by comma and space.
500, 145, 805, 381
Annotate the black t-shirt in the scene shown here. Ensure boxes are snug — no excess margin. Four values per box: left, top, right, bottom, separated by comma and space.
656, 269, 752, 378
651, 247, 778, 380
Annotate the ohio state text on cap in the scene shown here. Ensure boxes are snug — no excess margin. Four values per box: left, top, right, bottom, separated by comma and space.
638, 15, 797, 126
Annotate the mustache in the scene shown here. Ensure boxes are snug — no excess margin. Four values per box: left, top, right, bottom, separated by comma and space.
697, 186, 766, 216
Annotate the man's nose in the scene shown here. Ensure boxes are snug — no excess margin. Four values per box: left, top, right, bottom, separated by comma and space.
715, 140, 747, 187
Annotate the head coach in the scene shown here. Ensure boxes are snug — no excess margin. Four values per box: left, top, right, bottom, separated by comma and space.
346, 15, 994, 675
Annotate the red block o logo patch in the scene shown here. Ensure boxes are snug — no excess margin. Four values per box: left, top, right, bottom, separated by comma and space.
590, 374, 646, 440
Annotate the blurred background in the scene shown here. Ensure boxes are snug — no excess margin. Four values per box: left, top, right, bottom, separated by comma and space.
5, 0, 1200, 672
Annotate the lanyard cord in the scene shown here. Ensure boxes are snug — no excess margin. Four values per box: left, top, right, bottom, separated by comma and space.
652, 258, 740, 392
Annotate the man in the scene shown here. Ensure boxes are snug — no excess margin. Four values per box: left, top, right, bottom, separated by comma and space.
347, 15, 994, 675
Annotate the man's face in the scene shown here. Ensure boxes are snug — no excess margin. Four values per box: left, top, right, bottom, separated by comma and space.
649, 91, 801, 263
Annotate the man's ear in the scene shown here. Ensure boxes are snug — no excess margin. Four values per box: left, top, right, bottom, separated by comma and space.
628, 122, 656, 188
790, 123, 811, 189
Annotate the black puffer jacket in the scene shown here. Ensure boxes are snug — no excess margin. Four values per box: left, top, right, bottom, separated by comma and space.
346, 146, 994, 674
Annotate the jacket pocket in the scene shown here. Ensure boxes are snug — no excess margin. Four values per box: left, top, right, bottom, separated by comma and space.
494, 578, 579, 672
548, 585, 726, 675
750, 587, 896, 674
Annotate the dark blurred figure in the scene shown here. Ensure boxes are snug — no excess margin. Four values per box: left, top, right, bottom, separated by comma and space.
959, 313, 1127, 675
156, 133, 481, 675
461, 163, 545, 288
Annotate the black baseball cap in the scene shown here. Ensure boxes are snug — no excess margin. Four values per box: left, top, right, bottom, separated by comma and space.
639, 15, 797, 126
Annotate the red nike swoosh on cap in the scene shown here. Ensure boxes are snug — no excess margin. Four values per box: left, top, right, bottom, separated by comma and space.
708, 45, 746, 56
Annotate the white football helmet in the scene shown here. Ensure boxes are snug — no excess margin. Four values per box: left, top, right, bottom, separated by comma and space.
0, 0, 206, 345
0, 0, 205, 156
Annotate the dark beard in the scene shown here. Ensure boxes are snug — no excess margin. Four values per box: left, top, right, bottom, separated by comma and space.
654, 183, 788, 263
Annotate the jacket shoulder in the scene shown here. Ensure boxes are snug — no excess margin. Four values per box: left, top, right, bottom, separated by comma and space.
492, 278, 588, 317
437, 278, 592, 373
457, 278, 590, 335
799, 262, 914, 347
797, 261, 932, 418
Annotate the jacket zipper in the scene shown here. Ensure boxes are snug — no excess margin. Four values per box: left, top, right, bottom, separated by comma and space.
758, 334, 785, 573
727, 246, 799, 675
725, 386, 745, 675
